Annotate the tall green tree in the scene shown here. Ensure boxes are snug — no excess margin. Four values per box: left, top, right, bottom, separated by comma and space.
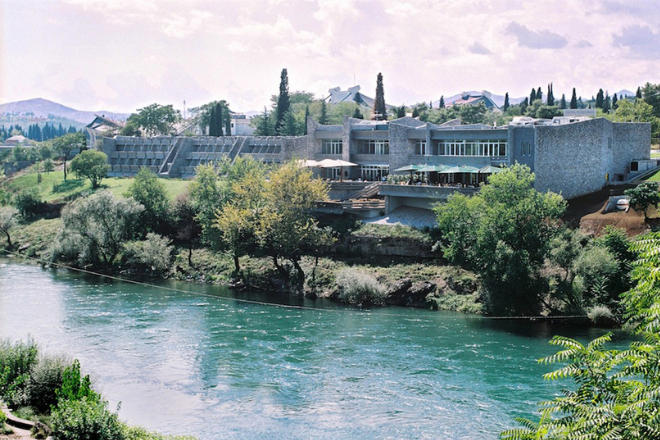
596, 88, 604, 108
352, 107, 364, 119
319, 100, 328, 125
439, 96, 445, 108
559, 93, 567, 109
125, 167, 171, 235
503, 93, 510, 112
641, 82, 660, 117
51, 132, 85, 181
69, 150, 110, 189
256, 162, 333, 288
373, 72, 387, 120
570, 88, 580, 109
547, 83, 554, 106
530, 88, 537, 104
127, 103, 180, 136
0, 206, 19, 249
536, 87, 543, 103
435, 164, 565, 315
303, 105, 309, 135
275, 68, 291, 135
612, 93, 618, 109
209, 104, 217, 136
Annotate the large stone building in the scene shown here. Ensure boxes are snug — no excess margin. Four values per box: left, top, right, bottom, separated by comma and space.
98, 115, 651, 201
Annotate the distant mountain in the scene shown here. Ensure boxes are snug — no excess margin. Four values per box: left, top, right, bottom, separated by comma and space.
0, 98, 129, 124
615, 89, 635, 98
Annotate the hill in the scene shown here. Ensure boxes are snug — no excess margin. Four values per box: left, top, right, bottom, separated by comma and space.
0, 98, 129, 126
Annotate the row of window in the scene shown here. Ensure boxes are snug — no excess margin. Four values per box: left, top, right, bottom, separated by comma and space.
322, 139, 509, 157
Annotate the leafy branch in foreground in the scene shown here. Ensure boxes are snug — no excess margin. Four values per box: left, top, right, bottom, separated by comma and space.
501, 232, 660, 439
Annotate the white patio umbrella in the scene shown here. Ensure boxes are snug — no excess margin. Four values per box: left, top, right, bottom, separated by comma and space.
317, 159, 357, 181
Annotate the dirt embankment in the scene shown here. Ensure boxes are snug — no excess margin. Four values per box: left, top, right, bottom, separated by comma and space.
563, 185, 654, 237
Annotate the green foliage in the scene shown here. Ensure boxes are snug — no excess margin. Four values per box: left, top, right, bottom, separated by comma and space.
256, 161, 334, 287
51, 398, 123, 440
435, 164, 566, 315
20, 355, 70, 413
502, 232, 660, 439
122, 233, 173, 273
0, 338, 38, 407
50, 132, 85, 180
336, 268, 386, 306
0, 206, 19, 248
52, 191, 144, 266
56, 359, 99, 404
122, 425, 197, 440
70, 150, 110, 189
127, 103, 180, 137
373, 72, 387, 120
13, 187, 43, 218
625, 181, 660, 221
275, 68, 291, 135
125, 167, 171, 235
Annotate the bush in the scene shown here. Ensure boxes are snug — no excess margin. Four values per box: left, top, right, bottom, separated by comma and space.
122, 425, 197, 440
0, 338, 39, 406
22, 355, 70, 413
13, 187, 44, 218
0, 409, 12, 435
51, 398, 123, 440
122, 233, 173, 273
587, 305, 618, 327
336, 268, 386, 306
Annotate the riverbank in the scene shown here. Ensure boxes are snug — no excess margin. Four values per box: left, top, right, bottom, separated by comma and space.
2, 214, 483, 313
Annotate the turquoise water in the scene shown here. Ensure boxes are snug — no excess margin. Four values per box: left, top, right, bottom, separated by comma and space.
0, 261, 627, 439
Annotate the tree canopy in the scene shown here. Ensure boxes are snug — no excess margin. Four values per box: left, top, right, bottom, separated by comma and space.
435, 164, 566, 315
126, 103, 180, 136
69, 150, 110, 189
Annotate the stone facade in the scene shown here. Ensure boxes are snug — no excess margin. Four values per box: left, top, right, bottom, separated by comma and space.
97, 116, 650, 200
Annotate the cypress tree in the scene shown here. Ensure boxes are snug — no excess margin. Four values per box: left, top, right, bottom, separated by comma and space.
319, 100, 328, 125
570, 88, 578, 109
303, 105, 309, 135
439, 96, 445, 108
429, 101, 432, 109
275, 68, 290, 135
352, 107, 364, 119
603, 93, 611, 113
596, 89, 604, 108
225, 109, 231, 136
612, 93, 618, 109
578, 97, 584, 109
373, 72, 387, 120
209, 105, 217, 136
397, 105, 406, 118
216, 103, 224, 136
636, 86, 643, 99
536, 87, 543, 103
412, 107, 419, 118
520, 97, 529, 115
560, 94, 567, 109
257, 107, 271, 136
503, 93, 510, 112
547, 83, 554, 106
530, 88, 537, 104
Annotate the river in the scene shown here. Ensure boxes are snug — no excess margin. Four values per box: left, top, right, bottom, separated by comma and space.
0, 260, 627, 439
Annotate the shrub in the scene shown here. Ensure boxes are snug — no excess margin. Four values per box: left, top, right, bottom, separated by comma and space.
336, 268, 386, 306
13, 187, 43, 218
22, 355, 70, 413
122, 233, 173, 273
50, 398, 123, 440
0, 409, 12, 435
0, 338, 38, 405
587, 305, 618, 327
122, 425, 197, 440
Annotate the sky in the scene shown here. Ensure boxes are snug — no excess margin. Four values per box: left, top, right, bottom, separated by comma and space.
1, 0, 659, 115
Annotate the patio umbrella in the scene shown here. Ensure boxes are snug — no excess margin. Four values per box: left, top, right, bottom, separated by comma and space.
317, 159, 357, 181
393, 164, 425, 173
418, 164, 449, 173
296, 159, 320, 167
478, 165, 503, 174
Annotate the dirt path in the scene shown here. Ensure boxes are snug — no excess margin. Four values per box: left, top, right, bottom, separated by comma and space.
0, 426, 32, 440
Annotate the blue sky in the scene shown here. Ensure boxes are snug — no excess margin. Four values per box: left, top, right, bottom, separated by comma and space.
1, 0, 658, 113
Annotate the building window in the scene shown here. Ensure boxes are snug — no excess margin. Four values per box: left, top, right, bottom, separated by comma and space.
521, 142, 531, 156
414, 140, 427, 155
360, 165, 389, 181
357, 139, 389, 154
322, 139, 343, 155
436, 140, 508, 157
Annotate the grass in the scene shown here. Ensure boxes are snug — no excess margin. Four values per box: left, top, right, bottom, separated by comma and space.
1, 166, 190, 203
9, 218, 62, 258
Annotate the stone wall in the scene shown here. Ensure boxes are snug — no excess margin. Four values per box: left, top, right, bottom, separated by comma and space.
534, 119, 650, 199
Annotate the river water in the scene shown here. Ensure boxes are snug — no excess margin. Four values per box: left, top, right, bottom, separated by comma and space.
0, 260, 627, 439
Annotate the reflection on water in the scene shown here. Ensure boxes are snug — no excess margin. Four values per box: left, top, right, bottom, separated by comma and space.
0, 261, 628, 439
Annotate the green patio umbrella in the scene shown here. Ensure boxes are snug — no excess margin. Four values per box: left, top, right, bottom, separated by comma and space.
478, 165, 503, 174
393, 164, 425, 173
